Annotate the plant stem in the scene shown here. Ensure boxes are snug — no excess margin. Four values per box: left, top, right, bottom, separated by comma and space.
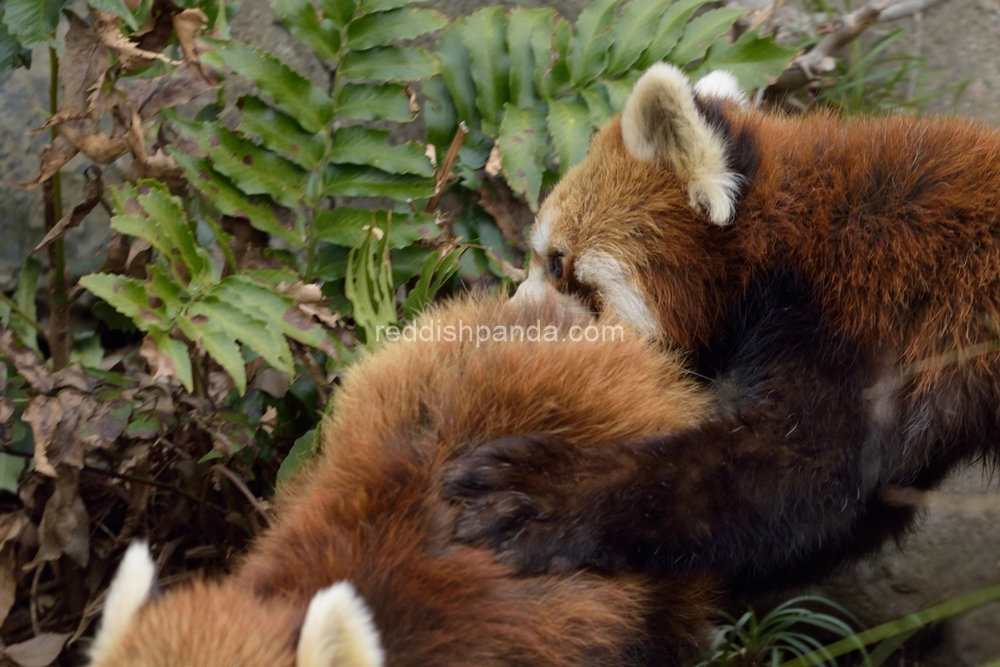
0, 291, 45, 333
304, 38, 347, 283
46, 46, 70, 370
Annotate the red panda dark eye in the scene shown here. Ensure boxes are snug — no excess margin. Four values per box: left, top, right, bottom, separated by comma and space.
549, 253, 564, 280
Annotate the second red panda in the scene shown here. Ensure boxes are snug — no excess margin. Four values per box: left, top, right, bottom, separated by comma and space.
86, 295, 719, 667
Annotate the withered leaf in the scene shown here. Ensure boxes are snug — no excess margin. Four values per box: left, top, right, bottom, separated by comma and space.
120, 63, 216, 123
0, 512, 28, 626
33, 470, 90, 567
52, 364, 97, 394
172, 9, 208, 66
0, 511, 29, 546
80, 399, 132, 448
140, 334, 178, 384
0, 397, 14, 425
276, 281, 324, 304
251, 367, 290, 399
0, 330, 54, 392
16, 136, 79, 190
2, 632, 72, 667
90, 6, 179, 71
485, 143, 502, 177
22, 397, 64, 478
62, 13, 110, 111
0, 545, 16, 628
33, 168, 104, 253
58, 125, 129, 165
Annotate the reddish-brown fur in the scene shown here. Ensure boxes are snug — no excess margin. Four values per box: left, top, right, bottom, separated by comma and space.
545, 109, 1000, 367
443, 96, 1000, 591
95, 296, 720, 667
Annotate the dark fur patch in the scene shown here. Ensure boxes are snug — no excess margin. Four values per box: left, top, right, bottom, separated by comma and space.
694, 97, 760, 199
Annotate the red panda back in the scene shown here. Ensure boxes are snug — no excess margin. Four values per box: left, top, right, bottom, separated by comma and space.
235, 296, 717, 666
87, 295, 718, 667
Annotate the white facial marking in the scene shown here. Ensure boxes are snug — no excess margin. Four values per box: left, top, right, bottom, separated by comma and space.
511, 265, 550, 304
297, 582, 385, 667
89, 542, 157, 664
574, 252, 658, 334
693, 71, 747, 107
530, 208, 555, 257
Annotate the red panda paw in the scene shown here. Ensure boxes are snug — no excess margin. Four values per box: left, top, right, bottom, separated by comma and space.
443, 434, 608, 574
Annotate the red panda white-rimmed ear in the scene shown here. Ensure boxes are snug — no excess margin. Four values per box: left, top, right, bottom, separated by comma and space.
297, 582, 384, 667
621, 63, 740, 226
89, 542, 156, 663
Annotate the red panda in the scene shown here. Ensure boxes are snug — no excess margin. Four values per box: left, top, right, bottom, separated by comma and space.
443, 64, 1000, 593
86, 296, 719, 667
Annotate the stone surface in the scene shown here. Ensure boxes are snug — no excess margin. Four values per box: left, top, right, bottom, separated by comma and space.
815, 468, 1000, 665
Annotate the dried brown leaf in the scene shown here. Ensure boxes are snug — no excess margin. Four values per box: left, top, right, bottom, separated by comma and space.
2, 632, 72, 667
16, 136, 79, 190
406, 85, 419, 115
22, 397, 64, 478
120, 64, 217, 123
251, 368, 290, 399
32, 168, 104, 253
0, 545, 16, 628
172, 9, 208, 65
124, 148, 184, 187
297, 303, 341, 330
126, 239, 153, 275
277, 281, 325, 305
485, 143, 502, 177
140, 334, 182, 384
58, 125, 129, 165
0, 511, 29, 547
81, 398, 131, 448
61, 13, 111, 114
33, 471, 89, 567
52, 364, 97, 394
0, 331, 53, 392
0, 397, 14, 425
89, 7, 179, 70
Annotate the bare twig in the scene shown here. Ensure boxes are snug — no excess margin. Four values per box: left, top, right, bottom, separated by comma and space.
210, 464, 275, 529
769, 0, 898, 93
45, 46, 71, 371
0, 294, 46, 334
294, 345, 330, 407
426, 122, 468, 215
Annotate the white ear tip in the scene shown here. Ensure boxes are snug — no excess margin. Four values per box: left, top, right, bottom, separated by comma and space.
693, 71, 747, 106
90, 542, 157, 662
298, 582, 384, 667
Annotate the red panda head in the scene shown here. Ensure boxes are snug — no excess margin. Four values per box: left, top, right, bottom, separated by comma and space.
87, 542, 383, 667
514, 65, 749, 348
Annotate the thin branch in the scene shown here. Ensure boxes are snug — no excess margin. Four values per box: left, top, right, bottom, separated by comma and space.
769, 0, 898, 93
426, 122, 468, 215
0, 293, 45, 334
78, 463, 229, 516
210, 464, 275, 529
